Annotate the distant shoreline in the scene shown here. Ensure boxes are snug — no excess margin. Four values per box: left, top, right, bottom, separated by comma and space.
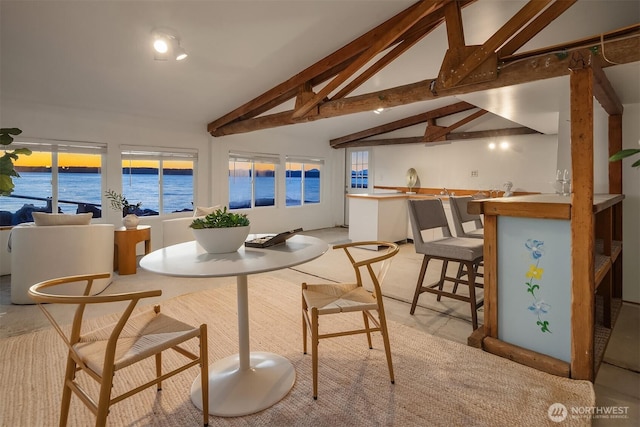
16, 167, 193, 175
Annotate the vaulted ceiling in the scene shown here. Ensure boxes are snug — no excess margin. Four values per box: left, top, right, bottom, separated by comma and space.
207, 0, 639, 147
1, 1, 639, 146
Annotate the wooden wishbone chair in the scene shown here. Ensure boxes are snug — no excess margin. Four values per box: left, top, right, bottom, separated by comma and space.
301, 241, 399, 399
28, 272, 209, 427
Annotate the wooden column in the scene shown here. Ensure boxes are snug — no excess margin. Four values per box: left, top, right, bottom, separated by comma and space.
569, 54, 595, 381
483, 214, 498, 338
609, 115, 624, 299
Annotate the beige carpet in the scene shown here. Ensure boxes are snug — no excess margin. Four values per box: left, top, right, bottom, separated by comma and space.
0, 275, 594, 427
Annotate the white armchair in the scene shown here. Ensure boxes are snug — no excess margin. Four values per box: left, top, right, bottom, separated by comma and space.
10, 223, 115, 304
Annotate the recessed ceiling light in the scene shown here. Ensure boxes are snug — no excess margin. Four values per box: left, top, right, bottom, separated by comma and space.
151, 28, 188, 61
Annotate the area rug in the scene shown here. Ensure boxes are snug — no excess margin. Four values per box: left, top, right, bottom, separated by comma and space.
0, 275, 594, 426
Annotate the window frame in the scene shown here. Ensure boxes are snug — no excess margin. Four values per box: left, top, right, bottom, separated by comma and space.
121, 146, 198, 216
228, 151, 280, 210
6, 138, 107, 221
285, 155, 324, 207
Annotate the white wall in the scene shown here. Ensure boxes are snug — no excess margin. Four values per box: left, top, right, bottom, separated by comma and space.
372, 133, 559, 194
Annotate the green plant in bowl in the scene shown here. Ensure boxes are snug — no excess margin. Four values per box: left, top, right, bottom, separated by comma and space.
190, 206, 250, 229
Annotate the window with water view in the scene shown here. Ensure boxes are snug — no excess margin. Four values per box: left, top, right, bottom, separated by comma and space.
285, 157, 322, 206
121, 149, 196, 215
228, 152, 277, 209
0, 141, 104, 225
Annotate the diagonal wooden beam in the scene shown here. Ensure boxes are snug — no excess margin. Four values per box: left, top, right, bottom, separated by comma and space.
331, 19, 440, 100
207, 0, 431, 134
443, 0, 465, 48
424, 109, 487, 141
210, 31, 639, 137
497, 0, 577, 57
291, 0, 451, 119
442, 0, 553, 87
330, 101, 475, 146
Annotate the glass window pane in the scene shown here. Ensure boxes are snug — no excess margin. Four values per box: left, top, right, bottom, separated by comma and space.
1, 151, 52, 224
163, 159, 194, 214
122, 159, 159, 216
304, 163, 320, 204
58, 152, 102, 217
350, 150, 368, 189
254, 162, 275, 207
229, 160, 252, 209
286, 162, 302, 207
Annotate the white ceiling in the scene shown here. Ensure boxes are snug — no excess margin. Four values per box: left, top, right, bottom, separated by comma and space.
1, 0, 639, 141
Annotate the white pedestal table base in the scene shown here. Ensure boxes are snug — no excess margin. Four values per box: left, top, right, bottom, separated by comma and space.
190, 351, 295, 417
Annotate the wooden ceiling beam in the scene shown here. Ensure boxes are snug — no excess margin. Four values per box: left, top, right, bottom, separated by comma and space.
424, 108, 487, 142
568, 49, 624, 115
443, 0, 465, 48
206, 0, 433, 134
442, 0, 553, 88
211, 30, 639, 137
329, 101, 476, 147
331, 20, 440, 100
497, 0, 577, 57
291, 0, 451, 120
333, 126, 540, 148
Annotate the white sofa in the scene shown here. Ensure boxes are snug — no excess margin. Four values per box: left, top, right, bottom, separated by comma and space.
10, 223, 115, 304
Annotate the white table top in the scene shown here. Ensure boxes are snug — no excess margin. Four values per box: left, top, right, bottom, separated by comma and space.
140, 234, 329, 278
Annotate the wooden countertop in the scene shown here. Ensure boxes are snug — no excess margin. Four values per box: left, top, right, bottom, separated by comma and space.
468, 193, 624, 219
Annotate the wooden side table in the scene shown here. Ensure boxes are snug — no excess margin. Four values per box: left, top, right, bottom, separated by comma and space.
114, 225, 151, 275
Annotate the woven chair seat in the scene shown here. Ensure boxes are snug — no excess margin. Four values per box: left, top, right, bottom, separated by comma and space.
76, 311, 202, 373
303, 283, 378, 315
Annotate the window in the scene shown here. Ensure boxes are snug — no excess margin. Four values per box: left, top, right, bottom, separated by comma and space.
350, 150, 368, 189
1, 140, 105, 225
121, 148, 197, 216
228, 152, 278, 209
285, 156, 323, 207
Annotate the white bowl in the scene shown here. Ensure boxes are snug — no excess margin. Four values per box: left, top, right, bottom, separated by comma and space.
192, 226, 250, 253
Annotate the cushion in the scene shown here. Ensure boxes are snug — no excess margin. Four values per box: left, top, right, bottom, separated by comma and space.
193, 205, 220, 217
32, 212, 93, 226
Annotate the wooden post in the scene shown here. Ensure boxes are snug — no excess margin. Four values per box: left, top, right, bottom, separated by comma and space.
569, 51, 595, 381
483, 214, 498, 338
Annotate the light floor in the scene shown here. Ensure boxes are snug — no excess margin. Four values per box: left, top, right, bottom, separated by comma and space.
1, 227, 638, 425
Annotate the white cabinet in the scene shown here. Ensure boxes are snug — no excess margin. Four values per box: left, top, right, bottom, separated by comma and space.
347, 194, 408, 249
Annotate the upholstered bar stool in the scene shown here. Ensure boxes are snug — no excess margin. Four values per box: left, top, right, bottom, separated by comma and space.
449, 195, 484, 239
449, 195, 485, 290
408, 198, 484, 330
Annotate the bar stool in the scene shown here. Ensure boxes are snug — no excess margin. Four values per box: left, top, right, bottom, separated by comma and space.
408, 198, 484, 330
449, 195, 484, 239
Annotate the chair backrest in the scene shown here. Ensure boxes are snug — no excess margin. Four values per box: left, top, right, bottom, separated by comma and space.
334, 241, 399, 297
407, 198, 453, 250
28, 273, 162, 368
449, 196, 483, 238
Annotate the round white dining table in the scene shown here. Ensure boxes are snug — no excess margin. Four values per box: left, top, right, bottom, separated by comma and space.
139, 234, 329, 417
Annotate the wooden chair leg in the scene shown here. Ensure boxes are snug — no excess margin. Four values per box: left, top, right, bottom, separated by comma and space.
59, 354, 76, 427
200, 325, 209, 427
466, 261, 479, 330
362, 311, 373, 349
436, 259, 448, 302
302, 283, 308, 355
377, 307, 395, 384
95, 372, 114, 427
311, 307, 319, 400
410, 256, 429, 314
156, 352, 162, 391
